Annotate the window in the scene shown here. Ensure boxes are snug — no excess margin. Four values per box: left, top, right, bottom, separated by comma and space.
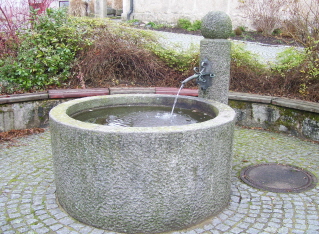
59, 1, 69, 8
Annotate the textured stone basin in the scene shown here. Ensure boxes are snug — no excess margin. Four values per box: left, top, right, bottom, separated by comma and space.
49, 94, 236, 234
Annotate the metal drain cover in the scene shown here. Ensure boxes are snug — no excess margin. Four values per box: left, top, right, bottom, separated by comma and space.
240, 163, 317, 193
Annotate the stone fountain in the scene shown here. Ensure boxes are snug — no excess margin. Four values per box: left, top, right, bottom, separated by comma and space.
49, 11, 235, 234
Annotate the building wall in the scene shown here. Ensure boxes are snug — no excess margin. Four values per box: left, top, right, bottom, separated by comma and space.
122, 0, 248, 28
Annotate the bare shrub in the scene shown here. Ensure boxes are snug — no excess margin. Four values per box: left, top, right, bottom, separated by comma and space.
238, 0, 288, 35
230, 61, 319, 101
282, 0, 319, 48
0, 0, 27, 56
28, 0, 56, 14
88, 0, 95, 16
69, 0, 87, 16
230, 43, 319, 102
0, 0, 55, 57
280, 0, 319, 93
71, 29, 183, 88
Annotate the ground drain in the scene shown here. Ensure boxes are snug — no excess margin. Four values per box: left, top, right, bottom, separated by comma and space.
240, 163, 317, 193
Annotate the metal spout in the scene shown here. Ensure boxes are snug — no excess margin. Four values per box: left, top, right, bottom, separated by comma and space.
181, 58, 215, 90
181, 74, 199, 84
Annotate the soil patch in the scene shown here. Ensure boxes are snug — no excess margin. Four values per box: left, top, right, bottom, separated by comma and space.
0, 128, 45, 144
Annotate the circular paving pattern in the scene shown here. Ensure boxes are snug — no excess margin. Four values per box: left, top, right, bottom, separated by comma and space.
240, 163, 318, 193
1, 128, 319, 233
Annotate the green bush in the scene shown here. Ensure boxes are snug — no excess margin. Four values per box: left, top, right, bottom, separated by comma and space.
188, 20, 202, 31
149, 44, 199, 73
272, 47, 306, 75
145, 22, 167, 29
177, 18, 201, 31
177, 18, 192, 30
0, 8, 91, 92
231, 43, 266, 72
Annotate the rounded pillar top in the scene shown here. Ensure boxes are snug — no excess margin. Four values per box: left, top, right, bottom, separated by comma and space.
201, 11, 232, 39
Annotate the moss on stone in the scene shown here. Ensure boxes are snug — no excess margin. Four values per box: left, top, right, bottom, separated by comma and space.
228, 100, 249, 110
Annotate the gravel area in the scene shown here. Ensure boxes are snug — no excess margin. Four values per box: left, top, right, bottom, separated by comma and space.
155, 31, 297, 64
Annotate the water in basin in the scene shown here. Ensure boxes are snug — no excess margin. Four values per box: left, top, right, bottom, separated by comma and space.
72, 105, 214, 127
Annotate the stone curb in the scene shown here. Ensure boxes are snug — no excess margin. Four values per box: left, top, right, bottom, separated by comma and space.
228, 91, 272, 104
109, 87, 155, 95
48, 88, 110, 99
272, 97, 319, 114
0, 92, 48, 104
1, 88, 318, 114
155, 87, 198, 96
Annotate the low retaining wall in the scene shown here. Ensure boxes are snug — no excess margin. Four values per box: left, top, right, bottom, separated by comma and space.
1, 88, 319, 141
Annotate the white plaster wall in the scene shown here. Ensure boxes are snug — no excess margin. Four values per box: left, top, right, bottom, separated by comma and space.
122, 0, 246, 28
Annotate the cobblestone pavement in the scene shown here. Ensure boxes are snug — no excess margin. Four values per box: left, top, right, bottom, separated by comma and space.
1, 127, 318, 234
156, 31, 295, 64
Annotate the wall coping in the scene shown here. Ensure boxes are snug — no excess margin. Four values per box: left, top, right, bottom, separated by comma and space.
1, 88, 318, 114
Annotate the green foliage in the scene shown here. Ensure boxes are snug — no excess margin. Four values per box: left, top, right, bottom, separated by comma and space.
188, 20, 202, 31
149, 44, 199, 72
177, 18, 192, 30
0, 8, 91, 92
231, 43, 266, 71
177, 18, 201, 31
127, 19, 140, 24
272, 28, 282, 35
303, 39, 319, 80
146, 22, 167, 29
234, 26, 247, 36
272, 47, 306, 75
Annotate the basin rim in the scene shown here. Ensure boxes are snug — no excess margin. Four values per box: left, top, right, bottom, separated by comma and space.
49, 94, 236, 133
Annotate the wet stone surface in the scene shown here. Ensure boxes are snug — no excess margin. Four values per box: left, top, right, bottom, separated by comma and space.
1, 127, 319, 233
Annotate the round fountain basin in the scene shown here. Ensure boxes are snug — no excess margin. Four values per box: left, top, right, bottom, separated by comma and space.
49, 94, 236, 234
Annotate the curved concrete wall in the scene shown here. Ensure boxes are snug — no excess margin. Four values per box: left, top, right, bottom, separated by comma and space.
49, 94, 236, 233
1, 89, 319, 141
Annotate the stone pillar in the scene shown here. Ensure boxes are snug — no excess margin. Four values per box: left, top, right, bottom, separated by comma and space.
199, 11, 232, 104
94, 0, 107, 17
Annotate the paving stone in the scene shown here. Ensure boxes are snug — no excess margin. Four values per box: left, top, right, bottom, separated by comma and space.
2, 230, 16, 234
56, 226, 72, 234
26, 219, 38, 225
229, 227, 245, 234
43, 217, 58, 226
216, 223, 230, 232
184, 230, 197, 234
8, 213, 20, 219
54, 211, 68, 219
246, 227, 261, 234
264, 226, 279, 232
203, 224, 214, 231
50, 223, 64, 231
30, 223, 44, 229
90, 229, 107, 234
1, 225, 12, 232
17, 226, 31, 232
38, 213, 51, 220
59, 216, 75, 226
1, 127, 319, 233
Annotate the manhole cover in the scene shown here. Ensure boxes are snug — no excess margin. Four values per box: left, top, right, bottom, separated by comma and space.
240, 163, 317, 193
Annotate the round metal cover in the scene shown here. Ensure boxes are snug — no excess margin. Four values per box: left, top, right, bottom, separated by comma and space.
240, 163, 317, 193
